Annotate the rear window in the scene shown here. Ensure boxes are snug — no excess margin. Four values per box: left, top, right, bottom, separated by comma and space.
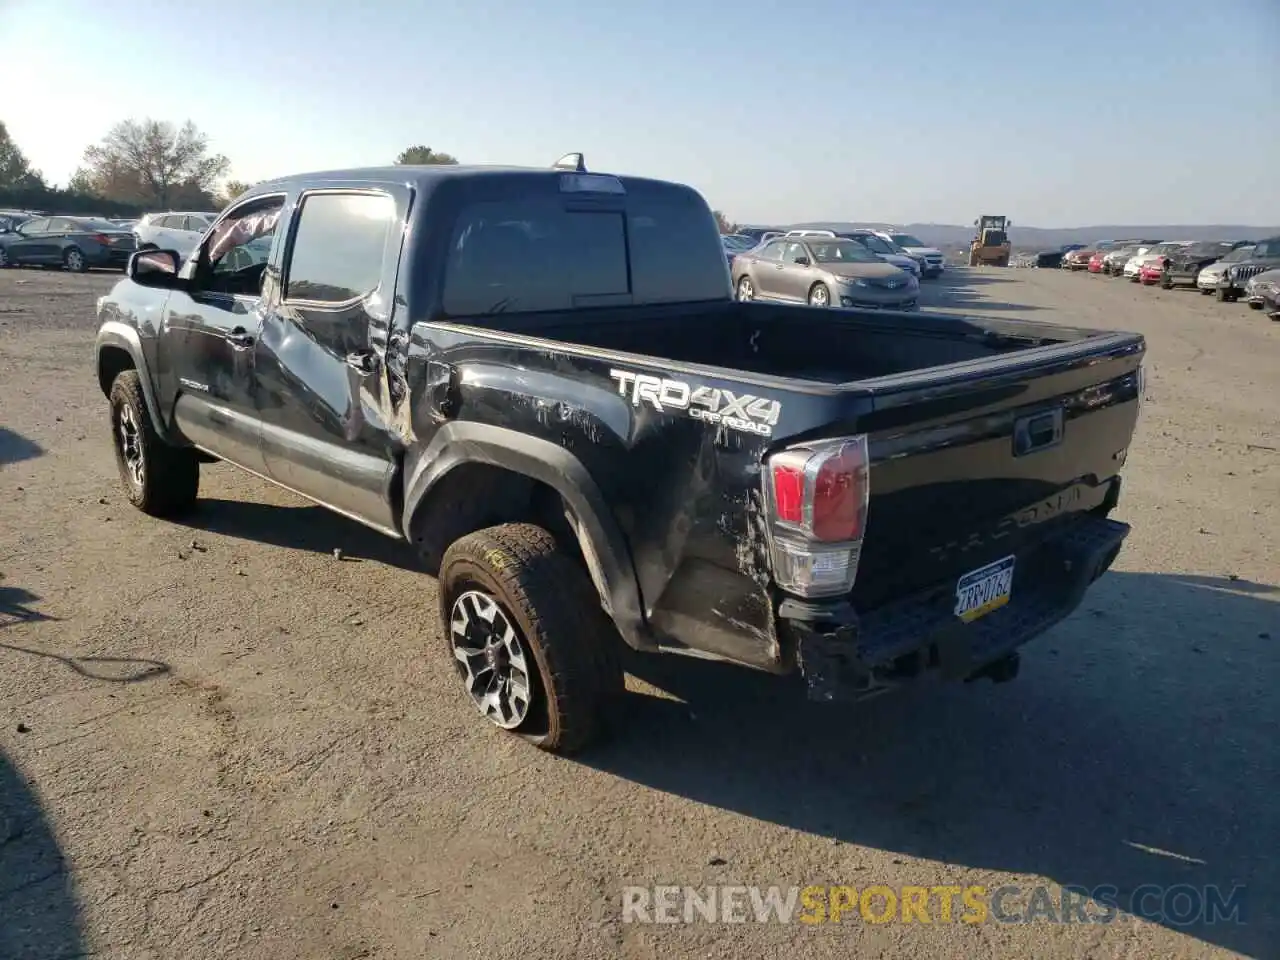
441, 193, 728, 316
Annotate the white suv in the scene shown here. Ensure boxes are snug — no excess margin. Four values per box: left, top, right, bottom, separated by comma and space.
133, 211, 219, 260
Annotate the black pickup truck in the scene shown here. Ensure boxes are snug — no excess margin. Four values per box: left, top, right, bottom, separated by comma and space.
94, 155, 1145, 753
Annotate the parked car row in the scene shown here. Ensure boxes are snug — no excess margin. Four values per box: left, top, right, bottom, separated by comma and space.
722, 226, 949, 313
0, 207, 218, 273
0, 214, 139, 271
1061, 233, 1280, 321
733, 226, 946, 278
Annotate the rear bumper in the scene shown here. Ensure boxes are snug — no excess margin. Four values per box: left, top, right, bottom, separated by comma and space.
86, 247, 135, 268
782, 512, 1130, 703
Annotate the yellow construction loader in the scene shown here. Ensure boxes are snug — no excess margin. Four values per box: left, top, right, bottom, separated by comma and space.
969, 215, 1012, 266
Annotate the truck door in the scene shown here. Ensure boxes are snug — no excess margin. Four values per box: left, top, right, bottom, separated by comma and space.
254, 186, 406, 535
163, 195, 286, 475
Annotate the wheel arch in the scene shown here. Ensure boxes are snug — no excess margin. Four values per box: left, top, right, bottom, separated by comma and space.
402, 421, 653, 652
95, 322, 178, 443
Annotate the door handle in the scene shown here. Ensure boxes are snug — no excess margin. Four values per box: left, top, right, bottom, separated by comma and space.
345, 350, 376, 374
227, 327, 255, 349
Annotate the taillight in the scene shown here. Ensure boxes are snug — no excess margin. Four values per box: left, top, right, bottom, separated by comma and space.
763, 435, 870, 598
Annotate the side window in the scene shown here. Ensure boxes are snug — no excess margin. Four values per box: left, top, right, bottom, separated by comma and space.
183, 216, 208, 233
20, 218, 49, 234
283, 192, 395, 304
758, 240, 784, 261
194, 198, 285, 297
783, 241, 807, 263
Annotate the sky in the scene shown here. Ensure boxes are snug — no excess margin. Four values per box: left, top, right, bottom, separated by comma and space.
3, 0, 1278, 227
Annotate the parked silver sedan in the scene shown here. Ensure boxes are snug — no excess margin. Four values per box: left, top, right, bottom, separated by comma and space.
732, 236, 918, 310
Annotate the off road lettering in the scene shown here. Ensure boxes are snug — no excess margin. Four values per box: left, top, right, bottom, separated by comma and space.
609, 370, 781, 437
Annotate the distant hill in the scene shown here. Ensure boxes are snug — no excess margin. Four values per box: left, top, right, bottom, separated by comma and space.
750, 222, 1280, 253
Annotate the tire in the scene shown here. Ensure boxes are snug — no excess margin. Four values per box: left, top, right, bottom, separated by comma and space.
807, 282, 831, 308
1248, 301, 1263, 310
1160, 276, 1173, 290
438, 523, 622, 755
1200, 288, 1213, 295
1129, 275, 1139, 283
109, 370, 200, 516
0, 246, 9, 268
736, 276, 754, 301
1216, 287, 1233, 303
63, 246, 89, 273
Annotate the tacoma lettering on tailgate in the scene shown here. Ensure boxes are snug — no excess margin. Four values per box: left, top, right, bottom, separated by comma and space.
609, 370, 782, 437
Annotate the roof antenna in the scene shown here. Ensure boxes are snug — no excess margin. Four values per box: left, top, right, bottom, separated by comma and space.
553, 152, 587, 173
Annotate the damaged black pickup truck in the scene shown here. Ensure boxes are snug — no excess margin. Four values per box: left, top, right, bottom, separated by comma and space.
94, 154, 1145, 753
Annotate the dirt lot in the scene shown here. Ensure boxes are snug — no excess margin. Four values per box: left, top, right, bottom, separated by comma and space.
1, 265, 1276, 960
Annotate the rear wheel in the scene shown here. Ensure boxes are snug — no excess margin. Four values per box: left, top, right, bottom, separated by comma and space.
807, 283, 831, 308
63, 247, 88, 273
736, 276, 754, 301
438, 523, 622, 754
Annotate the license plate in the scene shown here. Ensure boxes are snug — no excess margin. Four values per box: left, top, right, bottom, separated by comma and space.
954, 555, 1015, 622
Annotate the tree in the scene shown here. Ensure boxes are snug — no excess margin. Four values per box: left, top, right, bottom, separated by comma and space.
77, 119, 229, 208
395, 145, 459, 166
712, 210, 740, 235
0, 121, 45, 190
218, 179, 256, 206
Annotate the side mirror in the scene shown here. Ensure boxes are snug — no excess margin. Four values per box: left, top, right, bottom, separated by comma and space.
793, 255, 810, 266
128, 249, 185, 288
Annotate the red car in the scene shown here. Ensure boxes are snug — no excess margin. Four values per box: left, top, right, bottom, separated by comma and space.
1139, 261, 1166, 285
1088, 252, 1107, 273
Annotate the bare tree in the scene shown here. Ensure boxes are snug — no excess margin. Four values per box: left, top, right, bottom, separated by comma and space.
218, 179, 256, 207
79, 119, 229, 208
0, 121, 44, 190
712, 210, 740, 235
395, 145, 459, 165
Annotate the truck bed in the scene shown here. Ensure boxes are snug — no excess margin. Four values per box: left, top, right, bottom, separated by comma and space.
434, 298, 1143, 624
466, 299, 1108, 387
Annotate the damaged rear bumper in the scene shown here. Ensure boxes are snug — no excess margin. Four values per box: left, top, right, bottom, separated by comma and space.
780, 514, 1130, 703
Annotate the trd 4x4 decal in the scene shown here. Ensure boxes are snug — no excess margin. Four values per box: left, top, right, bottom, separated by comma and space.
609, 369, 782, 437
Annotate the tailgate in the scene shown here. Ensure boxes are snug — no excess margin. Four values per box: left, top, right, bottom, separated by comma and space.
847, 333, 1144, 609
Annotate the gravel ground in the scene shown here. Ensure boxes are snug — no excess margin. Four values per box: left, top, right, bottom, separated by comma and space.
1, 265, 1276, 960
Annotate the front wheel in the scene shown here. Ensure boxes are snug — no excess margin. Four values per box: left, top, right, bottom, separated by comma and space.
807, 283, 831, 308
1200, 288, 1214, 296
736, 276, 754, 301
438, 523, 622, 755
1216, 287, 1234, 302
109, 370, 200, 516
1248, 301, 1263, 310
